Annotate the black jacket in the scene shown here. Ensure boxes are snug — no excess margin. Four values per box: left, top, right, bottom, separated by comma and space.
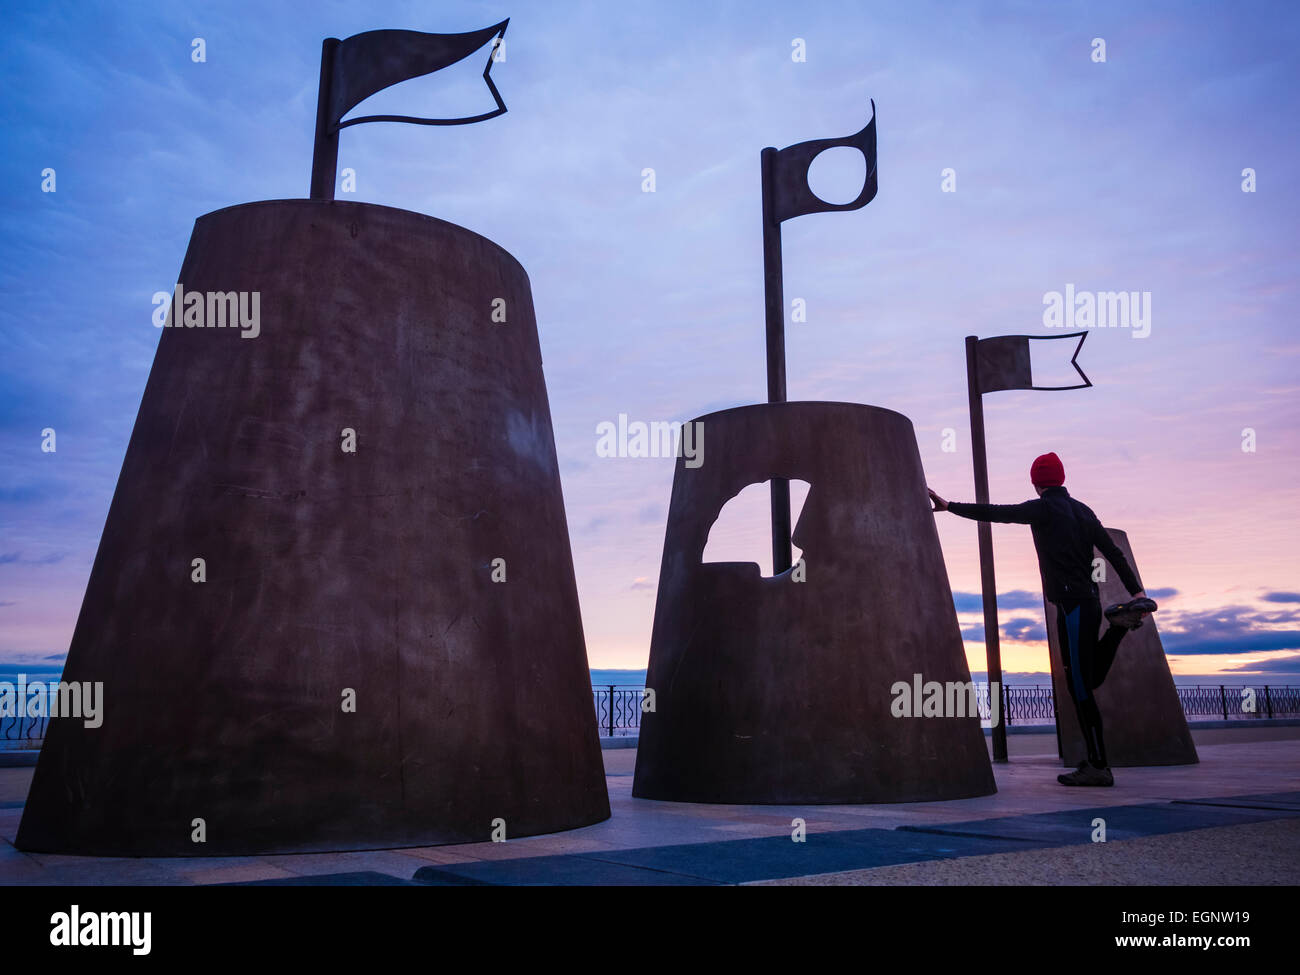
947, 486, 1142, 604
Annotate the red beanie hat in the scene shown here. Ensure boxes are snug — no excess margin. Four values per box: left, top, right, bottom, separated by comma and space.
1030, 452, 1065, 488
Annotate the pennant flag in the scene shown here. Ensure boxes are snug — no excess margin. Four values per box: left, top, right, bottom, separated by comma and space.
976, 332, 1091, 394
767, 100, 878, 223
328, 21, 509, 130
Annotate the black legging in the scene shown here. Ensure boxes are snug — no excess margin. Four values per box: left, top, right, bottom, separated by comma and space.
1055, 598, 1128, 768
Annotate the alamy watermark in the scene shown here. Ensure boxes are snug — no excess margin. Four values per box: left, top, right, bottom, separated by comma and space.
152, 284, 261, 338
0, 675, 103, 728
1042, 284, 1150, 338
50, 906, 150, 955
596, 414, 704, 468
891, 673, 1001, 728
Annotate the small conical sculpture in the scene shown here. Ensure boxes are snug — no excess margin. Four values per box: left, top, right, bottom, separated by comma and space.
1045, 528, 1197, 768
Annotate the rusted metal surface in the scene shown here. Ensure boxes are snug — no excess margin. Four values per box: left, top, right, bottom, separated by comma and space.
633, 402, 996, 804
964, 335, 1008, 762
974, 333, 1091, 394
963, 329, 1093, 763
974, 335, 1032, 393
765, 102, 878, 223
17, 200, 609, 855
1045, 528, 1198, 768
328, 23, 508, 128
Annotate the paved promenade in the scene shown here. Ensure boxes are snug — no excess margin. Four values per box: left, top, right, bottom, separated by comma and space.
2, 727, 1296, 885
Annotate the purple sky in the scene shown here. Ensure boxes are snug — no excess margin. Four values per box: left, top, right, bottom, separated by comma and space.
1, 0, 1298, 682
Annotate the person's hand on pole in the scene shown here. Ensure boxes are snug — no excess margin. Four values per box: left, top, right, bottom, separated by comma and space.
928, 487, 948, 512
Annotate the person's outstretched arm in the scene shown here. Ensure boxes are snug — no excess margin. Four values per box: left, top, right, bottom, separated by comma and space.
928, 488, 1040, 524
1087, 511, 1145, 597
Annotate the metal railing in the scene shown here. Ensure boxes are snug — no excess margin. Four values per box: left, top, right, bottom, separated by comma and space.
4, 684, 1295, 747
0, 714, 50, 748
590, 683, 1300, 737
593, 686, 646, 738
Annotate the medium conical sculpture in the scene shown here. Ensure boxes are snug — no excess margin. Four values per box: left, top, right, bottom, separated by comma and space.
633, 402, 997, 803
1046, 528, 1197, 768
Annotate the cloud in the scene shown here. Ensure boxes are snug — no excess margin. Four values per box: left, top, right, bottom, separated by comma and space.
1159, 604, 1300, 655
0, 650, 66, 669
1221, 652, 1300, 674
1261, 592, 1300, 603
0, 551, 68, 566
629, 576, 654, 591
954, 588, 1179, 614
958, 596, 1300, 663
1001, 617, 1047, 642
953, 590, 1042, 613
962, 618, 1049, 643
4, 0, 1300, 676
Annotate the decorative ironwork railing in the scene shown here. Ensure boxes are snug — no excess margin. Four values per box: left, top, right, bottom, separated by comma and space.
3, 683, 1296, 746
587, 683, 1300, 737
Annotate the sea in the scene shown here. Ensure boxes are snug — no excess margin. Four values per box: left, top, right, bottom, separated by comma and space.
2, 664, 1286, 690
0, 665, 650, 689
588, 669, 647, 688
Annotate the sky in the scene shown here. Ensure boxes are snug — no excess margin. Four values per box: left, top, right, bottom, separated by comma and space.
1, 0, 1298, 684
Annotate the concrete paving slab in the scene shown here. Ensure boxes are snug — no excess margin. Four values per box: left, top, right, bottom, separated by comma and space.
580, 829, 1044, 883
183, 864, 298, 885
0, 767, 33, 802
256, 849, 433, 878
397, 792, 1300, 885
409, 829, 1044, 886
0, 731, 1295, 885
759, 819, 1300, 886
900, 800, 1300, 845
1171, 790, 1300, 812
414, 858, 725, 886
222, 872, 420, 886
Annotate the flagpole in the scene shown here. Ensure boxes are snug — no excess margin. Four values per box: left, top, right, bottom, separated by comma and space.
310, 38, 341, 201
966, 335, 1008, 762
761, 146, 792, 574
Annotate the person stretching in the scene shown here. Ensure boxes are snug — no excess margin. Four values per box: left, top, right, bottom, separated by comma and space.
927, 451, 1157, 786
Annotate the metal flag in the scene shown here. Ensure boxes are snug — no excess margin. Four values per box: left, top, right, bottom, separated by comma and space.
963, 330, 1092, 763
975, 332, 1091, 394
761, 101, 878, 573
310, 21, 510, 199
765, 100, 878, 224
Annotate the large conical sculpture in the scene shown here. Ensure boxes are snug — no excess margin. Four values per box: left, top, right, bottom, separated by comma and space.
17, 23, 609, 855
1045, 528, 1197, 768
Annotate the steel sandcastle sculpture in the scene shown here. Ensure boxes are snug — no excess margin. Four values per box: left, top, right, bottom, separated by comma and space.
1045, 528, 1197, 768
633, 105, 997, 803
18, 21, 610, 855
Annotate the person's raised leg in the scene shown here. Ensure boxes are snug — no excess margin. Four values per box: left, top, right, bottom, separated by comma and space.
1095, 596, 1158, 687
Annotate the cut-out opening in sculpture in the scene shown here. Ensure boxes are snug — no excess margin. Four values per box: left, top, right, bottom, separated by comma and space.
702, 479, 810, 577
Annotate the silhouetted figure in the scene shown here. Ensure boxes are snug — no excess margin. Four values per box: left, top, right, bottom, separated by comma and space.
928, 452, 1157, 786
